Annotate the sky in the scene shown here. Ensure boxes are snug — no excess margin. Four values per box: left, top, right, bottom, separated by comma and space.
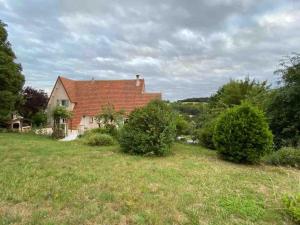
0, 0, 299, 100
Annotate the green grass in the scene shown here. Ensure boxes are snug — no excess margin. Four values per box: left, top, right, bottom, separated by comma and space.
0, 133, 299, 225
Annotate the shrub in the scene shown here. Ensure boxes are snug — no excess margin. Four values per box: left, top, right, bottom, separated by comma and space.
119, 100, 176, 156
32, 111, 47, 127
174, 115, 190, 136
213, 103, 273, 163
83, 133, 115, 146
283, 194, 300, 223
263, 147, 300, 168
85, 126, 119, 139
194, 119, 217, 149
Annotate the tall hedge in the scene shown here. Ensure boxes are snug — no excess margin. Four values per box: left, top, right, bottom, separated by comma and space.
119, 100, 176, 156
213, 103, 273, 163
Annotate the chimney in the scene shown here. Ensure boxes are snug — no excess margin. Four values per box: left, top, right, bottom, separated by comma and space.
136, 74, 140, 86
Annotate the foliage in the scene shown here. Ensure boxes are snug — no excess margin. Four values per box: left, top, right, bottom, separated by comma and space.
83, 133, 115, 146
266, 53, 300, 148
82, 127, 119, 139
178, 97, 210, 103
174, 114, 190, 136
209, 77, 269, 110
31, 111, 47, 127
213, 103, 273, 163
52, 106, 72, 120
0, 20, 25, 126
95, 103, 125, 129
263, 147, 300, 168
20, 87, 48, 124
196, 119, 217, 149
119, 100, 176, 156
171, 102, 207, 118
282, 193, 300, 223
52, 106, 72, 139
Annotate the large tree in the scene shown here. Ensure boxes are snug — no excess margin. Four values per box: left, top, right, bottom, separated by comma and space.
20, 87, 48, 119
0, 20, 25, 125
20, 87, 48, 126
267, 53, 300, 148
209, 77, 269, 110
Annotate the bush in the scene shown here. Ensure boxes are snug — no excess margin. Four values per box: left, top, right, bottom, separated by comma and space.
32, 111, 47, 127
263, 147, 300, 168
174, 115, 190, 136
83, 133, 115, 146
213, 103, 273, 163
84, 126, 119, 139
283, 194, 300, 223
194, 119, 217, 149
119, 100, 176, 156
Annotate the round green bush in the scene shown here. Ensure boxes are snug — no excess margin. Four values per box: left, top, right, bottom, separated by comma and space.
213, 103, 273, 163
119, 100, 176, 156
83, 133, 115, 146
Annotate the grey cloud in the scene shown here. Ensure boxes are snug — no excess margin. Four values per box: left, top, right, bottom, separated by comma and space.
0, 0, 299, 100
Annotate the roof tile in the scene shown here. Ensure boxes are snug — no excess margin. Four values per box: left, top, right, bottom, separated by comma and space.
58, 76, 161, 129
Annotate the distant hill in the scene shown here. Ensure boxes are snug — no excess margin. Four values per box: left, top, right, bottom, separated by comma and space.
178, 97, 210, 103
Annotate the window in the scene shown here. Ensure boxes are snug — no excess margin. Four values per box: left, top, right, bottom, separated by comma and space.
61, 100, 69, 107
89, 117, 93, 124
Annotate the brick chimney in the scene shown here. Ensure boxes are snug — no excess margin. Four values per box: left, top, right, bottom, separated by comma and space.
136, 74, 140, 86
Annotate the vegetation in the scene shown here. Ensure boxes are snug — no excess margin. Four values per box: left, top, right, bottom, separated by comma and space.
209, 77, 269, 110
213, 103, 273, 163
267, 53, 300, 148
83, 133, 115, 146
196, 119, 217, 149
174, 114, 190, 136
0, 20, 25, 126
82, 127, 119, 139
283, 194, 300, 223
52, 106, 72, 139
119, 100, 176, 156
95, 103, 125, 129
178, 97, 210, 103
264, 147, 300, 168
20, 87, 48, 127
0, 133, 299, 224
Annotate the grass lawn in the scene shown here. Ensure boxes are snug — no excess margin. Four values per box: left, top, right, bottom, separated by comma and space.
0, 133, 299, 225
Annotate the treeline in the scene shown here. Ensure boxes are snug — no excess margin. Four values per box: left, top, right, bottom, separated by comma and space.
178, 97, 210, 103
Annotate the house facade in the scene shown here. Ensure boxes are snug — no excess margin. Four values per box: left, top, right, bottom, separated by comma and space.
47, 75, 161, 133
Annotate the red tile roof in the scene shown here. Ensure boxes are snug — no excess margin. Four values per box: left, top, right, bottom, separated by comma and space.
58, 76, 161, 129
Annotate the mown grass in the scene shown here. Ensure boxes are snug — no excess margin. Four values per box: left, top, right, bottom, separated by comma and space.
0, 133, 299, 225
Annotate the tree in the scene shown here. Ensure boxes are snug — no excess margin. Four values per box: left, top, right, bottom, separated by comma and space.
267, 53, 300, 148
20, 87, 48, 125
193, 77, 270, 148
0, 20, 25, 126
209, 77, 269, 110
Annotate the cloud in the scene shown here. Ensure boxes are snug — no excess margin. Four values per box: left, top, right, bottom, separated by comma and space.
0, 0, 299, 100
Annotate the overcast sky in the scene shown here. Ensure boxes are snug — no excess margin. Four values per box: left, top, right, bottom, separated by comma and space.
0, 0, 299, 100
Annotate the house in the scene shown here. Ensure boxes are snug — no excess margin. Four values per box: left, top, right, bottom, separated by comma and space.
47, 75, 161, 133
